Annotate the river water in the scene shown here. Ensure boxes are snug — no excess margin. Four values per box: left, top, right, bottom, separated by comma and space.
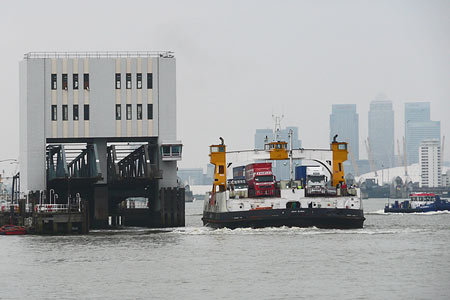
1, 198, 449, 300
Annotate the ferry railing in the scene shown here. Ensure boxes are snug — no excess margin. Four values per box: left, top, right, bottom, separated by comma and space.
24, 51, 174, 59
25, 203, 33, 213
34, 204, 82, 213
123, 200, 148, 209
0, 204, 19, 213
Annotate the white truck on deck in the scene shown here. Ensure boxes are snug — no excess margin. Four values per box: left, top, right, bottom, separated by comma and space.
306, 166, 328, 195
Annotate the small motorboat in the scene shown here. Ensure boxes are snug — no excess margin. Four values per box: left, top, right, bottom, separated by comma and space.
0, 224, 27, 235
385, 193, 450, 213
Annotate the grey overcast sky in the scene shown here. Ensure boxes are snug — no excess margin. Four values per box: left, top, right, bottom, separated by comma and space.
0, 0, 449, 175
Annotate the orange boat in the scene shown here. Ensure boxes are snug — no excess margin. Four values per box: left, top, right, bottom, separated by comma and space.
0, 225, 27, 235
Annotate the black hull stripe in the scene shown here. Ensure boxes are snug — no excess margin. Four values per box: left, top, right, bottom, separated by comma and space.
203, 208, 365, 229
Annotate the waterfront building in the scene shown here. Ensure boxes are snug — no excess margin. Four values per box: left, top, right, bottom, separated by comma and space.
178, 167, 213, 185
20, 51, 183, 228
368, 99, 394, 169
254, 127, 302, 180
20, 51, 181, 192
405, 102, 440, 165
442, 170, 450, 187
419, 139, 441, 187
330, 104, 359, 160
177, 168, 204, 185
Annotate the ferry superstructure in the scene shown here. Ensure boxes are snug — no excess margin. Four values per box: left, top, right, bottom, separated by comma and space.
202, 136, 365, 229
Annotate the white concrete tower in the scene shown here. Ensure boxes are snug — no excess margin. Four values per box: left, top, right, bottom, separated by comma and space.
419, 139, 442, 187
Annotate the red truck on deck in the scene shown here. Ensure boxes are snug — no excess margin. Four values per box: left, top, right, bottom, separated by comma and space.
245, 163, 276, 197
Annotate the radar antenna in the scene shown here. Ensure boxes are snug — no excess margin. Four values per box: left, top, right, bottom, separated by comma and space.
272, 114, 284, 141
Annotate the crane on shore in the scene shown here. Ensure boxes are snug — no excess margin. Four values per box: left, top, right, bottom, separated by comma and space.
364, 138, 377, 176
403, 137, 408, 176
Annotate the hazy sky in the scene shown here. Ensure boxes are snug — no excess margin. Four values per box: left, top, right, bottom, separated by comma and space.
1, 0, 449, 175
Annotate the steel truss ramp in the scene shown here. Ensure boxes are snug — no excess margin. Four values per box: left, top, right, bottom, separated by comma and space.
107, 144, 162, 183
67, 144, 102, 179
47, 144, 102, 182
47, 145, 69, 180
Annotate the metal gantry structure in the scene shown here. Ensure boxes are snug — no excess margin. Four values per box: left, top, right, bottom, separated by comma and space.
107, 144, 162, 183
47, 144, 102, 181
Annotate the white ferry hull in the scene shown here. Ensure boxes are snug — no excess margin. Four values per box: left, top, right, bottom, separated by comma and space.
202, 189, 365, 229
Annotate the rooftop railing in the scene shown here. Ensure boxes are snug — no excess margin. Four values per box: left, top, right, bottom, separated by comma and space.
24, 51, 174, 59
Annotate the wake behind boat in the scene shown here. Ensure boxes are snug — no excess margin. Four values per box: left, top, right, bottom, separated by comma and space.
202, 135, 365, 229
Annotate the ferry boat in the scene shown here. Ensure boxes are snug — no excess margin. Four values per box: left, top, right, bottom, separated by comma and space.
202, 136, 365, 229
384, 193, 450, 213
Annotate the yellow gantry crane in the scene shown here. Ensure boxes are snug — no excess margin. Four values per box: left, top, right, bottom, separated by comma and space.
209, 137, 349, 194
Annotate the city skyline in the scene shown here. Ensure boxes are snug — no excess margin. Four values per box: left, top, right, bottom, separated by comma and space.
0, 1, 449, 175
330, 104, 359, 161
178, 98, 447, 175
405, 102, 441, 165
369, 98, 395, 169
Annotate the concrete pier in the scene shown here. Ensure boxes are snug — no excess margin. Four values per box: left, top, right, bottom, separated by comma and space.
33, 201, 88, 234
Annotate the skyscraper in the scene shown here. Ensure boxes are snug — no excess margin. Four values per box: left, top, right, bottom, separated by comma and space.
419, 139, 442, 187
330, 104, 359, 160
254, 126, 301, 180
405, 102, 440, 165
405, 102, 430, 123
368, 99, 394, 169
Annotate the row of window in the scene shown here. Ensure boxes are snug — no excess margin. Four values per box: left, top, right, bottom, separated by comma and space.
51, 73, 153, 90
115, 73, 152, 89
161, 145, 182, 158
115, 104, 153, 120
51, 104, 89, 121
52, 74, 89, 90
50, 104, 153, 121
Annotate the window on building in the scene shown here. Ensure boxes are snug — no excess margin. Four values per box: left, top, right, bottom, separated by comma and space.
116, 104, 121, 120
162, 146, 170, 157
51, 74, 57, 90
172, 145, 181, 156
62, 74, 68, 90
147, 73, 152, 89
84, 104, 89, 120
147, 104, 153, 120
160, 143, 183, 160
126, 104, 132, 120
115, 73, 121, 89
136, 73, 142, 89
73, 74, 79, 89
137, 104, 142, 120
84, 74, 89, 90
126, 73, 131, 89
51, 105, 57, 121
73, 104, 79, 120
62, 105, 68, 121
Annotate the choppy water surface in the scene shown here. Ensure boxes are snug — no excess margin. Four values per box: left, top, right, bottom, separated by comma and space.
1, 199, 450, 299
